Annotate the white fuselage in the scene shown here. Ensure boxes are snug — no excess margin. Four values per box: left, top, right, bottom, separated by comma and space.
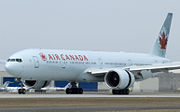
5, 49, 169, 82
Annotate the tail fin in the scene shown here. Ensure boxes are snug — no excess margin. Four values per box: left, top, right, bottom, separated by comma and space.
3, 81, 12, 88
151, 13, 173, 57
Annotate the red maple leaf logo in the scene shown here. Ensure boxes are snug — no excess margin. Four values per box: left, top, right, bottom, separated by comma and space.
39, 53, 47, 61
159, 32, 167, 49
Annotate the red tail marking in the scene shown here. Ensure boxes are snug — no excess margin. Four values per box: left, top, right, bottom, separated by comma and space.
159, 32, 167, 49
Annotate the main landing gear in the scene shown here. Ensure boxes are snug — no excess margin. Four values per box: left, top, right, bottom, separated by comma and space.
66, 82, 83, 94
112, 89, 130, 95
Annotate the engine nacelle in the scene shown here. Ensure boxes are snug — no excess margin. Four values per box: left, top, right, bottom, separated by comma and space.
23, 80, 51, 90
104, 69, 135, 89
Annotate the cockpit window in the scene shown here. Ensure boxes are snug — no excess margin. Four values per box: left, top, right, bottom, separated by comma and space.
7, 58, 23, 63
7, 59, 10, 62
16, 59, 22, 62
11, 59, 16, 62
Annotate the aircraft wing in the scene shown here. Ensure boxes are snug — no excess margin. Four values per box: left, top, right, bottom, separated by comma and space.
128, 62, 180, 73
86, 62, 180, 77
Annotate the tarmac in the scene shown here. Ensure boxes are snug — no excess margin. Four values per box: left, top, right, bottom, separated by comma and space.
0, 93, 180, 98
0, 93, 180, 112
0, 105, 180, 112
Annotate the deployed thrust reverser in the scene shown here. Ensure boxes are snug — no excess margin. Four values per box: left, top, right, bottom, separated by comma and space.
104, 69, 135, 95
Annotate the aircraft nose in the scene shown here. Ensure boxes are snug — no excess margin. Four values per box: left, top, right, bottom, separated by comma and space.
5, 62, 14, 74
5, 61, 23, 78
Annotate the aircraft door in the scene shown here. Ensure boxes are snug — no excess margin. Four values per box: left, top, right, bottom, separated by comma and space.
32, 56, 39, 68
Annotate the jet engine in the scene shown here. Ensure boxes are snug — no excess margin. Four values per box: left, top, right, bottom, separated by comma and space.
23, 80, 51, 90
104, 69, 135, 89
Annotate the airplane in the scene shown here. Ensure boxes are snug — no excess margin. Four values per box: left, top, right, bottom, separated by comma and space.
0, 80, 68, 93
5, 13, 180, 95
0, 81, 12, 92
41, 83, 71, 92
0, 81, 27, 93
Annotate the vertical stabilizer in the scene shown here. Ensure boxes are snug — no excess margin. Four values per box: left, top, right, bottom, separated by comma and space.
151, 13, 173, 57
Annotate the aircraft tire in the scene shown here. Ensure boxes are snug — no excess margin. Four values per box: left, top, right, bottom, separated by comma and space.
78, 88, 83, 94
18, 89, 26, 94
66, 88, 70, 94
66, 88, 83, 94
112, 89, 129, 95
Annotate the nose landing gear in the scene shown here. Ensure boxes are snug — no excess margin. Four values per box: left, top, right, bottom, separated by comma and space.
15, 78, 26, 94
66, 82, 83, 94
18, 88, 26, 94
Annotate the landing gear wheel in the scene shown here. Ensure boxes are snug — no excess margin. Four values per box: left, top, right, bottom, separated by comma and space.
15, 78, 26, 94
66, 82, 83, 94
79, 88, 83, 94
112, 89, 129, 95
66, 88, 83, 94
66, 88, 70, 94
18, 89, 26, 94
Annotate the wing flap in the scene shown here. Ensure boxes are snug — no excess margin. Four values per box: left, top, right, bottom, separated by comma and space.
129, 62, 180, 72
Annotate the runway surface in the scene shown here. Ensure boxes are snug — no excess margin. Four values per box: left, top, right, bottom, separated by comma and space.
0, 93, 180, 98
0, 93, 180, 112
0, 105, 180, 112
